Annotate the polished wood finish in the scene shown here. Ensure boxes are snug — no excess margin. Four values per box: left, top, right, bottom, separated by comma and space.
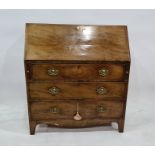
31, 100, 124, 120
31, 63, 125, 81
24, 23, 130, 134
25, 24, 130, 61
29, 82, 126, 100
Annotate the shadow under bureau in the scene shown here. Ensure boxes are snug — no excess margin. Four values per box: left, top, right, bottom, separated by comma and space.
24, 23, 130, 134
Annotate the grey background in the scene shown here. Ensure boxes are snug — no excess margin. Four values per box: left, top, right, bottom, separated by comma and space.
0, 10, 155, 145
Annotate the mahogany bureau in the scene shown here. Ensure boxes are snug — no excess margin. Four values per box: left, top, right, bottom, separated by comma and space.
24, 23, 130, 135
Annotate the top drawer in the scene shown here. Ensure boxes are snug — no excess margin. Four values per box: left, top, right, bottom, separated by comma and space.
29, 63, 127, 81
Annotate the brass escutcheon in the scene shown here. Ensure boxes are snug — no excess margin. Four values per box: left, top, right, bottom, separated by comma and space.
48, 68, 59, 76
49, 107, 59, 113
96, 87, 107, 95
99, 68, 109, 76
48, 87, 60, 95
96, 105, 106, 112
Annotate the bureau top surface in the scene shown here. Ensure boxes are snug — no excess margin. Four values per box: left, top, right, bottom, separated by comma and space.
24, 23, 130, 61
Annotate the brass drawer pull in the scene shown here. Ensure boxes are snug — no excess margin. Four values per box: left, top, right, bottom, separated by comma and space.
48, 68, 59, 76
49, 107, 59, 113
99, 68, 109, 76
48, 87, 60, 95
96, 105, 106, 113
96, 87, 107, 95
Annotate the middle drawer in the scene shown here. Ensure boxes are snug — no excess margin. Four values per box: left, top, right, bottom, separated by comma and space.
29, 82, 126, 100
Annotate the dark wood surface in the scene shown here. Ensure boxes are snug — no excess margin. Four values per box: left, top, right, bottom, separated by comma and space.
24, 24, 130, 134
25, 24, 130, 61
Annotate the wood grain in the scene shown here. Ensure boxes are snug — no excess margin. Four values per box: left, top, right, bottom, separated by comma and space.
31, 100, 124, 120
31, 63, 125, 81
24, 24, 130, 134
29, 82, 127, 100
25, 24, 130, 61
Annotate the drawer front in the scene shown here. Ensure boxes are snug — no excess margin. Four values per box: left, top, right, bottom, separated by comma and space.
31, 100, 124, 120
31, 64, 125, 81
29, 82, 126, 100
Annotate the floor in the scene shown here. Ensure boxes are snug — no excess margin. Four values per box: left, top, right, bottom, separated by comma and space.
0, 10, 155, 145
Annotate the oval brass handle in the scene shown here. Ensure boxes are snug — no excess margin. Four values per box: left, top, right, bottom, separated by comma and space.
48, 68, 59, 76
99, 68, 109, 76
96, 87, 107, 95
96, 105, 106, 113
48, 87, 60, 95
49, 107, 59, 113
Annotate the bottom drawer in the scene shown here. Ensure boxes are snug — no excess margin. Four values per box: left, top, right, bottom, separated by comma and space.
31, 100, 124, 120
